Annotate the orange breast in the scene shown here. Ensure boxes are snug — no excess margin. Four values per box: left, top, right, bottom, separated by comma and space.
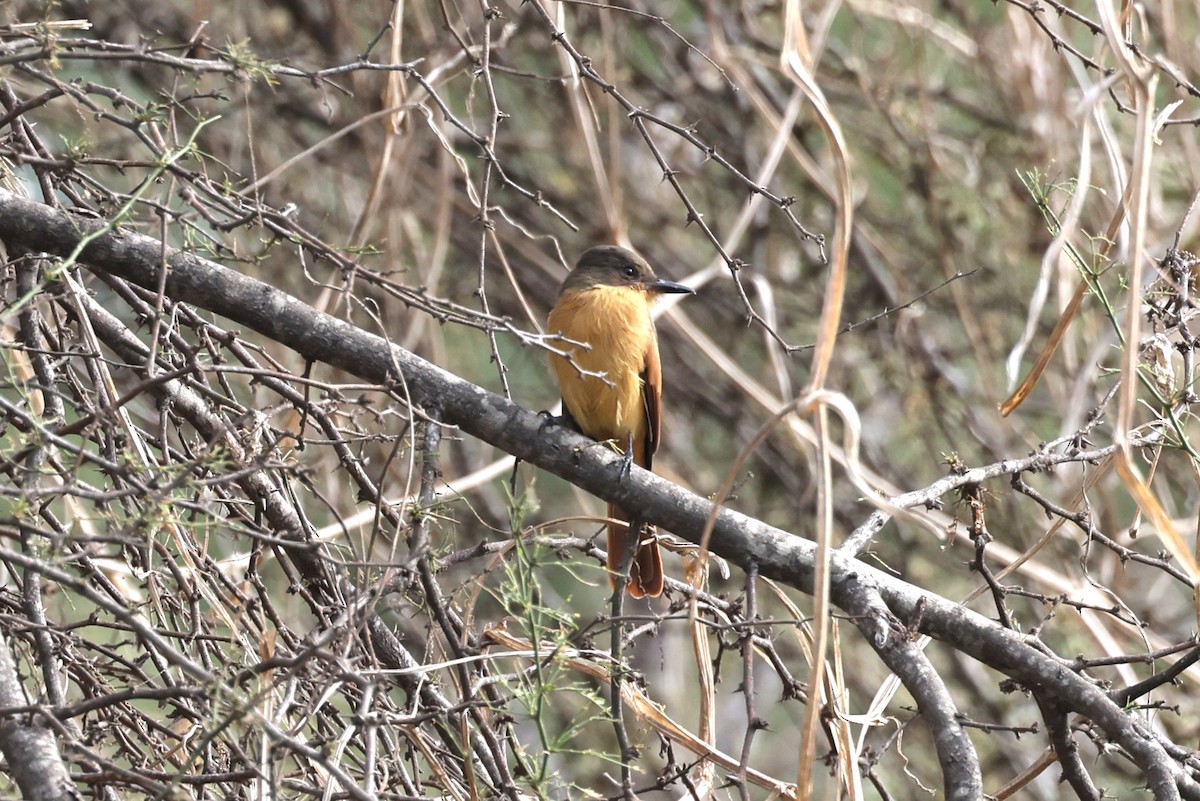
547, 286, 654, 447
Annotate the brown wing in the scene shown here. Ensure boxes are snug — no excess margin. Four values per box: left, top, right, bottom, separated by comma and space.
629, 329, 665, 597
639, 329, 663, 470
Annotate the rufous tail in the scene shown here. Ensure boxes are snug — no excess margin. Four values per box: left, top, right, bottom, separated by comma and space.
607, 502, 664, 598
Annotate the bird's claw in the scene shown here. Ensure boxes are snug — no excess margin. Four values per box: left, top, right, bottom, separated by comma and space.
618, 445, 634, 483
537, 410, 573, 435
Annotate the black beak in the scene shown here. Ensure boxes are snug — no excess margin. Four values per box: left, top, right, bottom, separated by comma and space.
648, 277, 695, 295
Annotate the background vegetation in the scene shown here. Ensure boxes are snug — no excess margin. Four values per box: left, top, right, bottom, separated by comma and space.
0, 1, 1198, 799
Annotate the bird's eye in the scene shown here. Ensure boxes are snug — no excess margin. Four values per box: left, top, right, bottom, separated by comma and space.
622, 265, 637, 278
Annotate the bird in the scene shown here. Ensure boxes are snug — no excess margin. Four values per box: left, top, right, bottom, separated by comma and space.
547, 245, 694, 597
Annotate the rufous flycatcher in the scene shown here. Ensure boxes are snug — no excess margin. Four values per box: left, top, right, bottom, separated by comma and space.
547, 246, 694, 597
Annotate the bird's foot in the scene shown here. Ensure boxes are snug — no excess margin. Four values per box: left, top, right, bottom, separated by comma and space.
617, 436, 634, 483
537, 410, 576, 435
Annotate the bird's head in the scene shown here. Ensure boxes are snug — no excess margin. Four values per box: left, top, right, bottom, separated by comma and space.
557, 246, 694, 297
